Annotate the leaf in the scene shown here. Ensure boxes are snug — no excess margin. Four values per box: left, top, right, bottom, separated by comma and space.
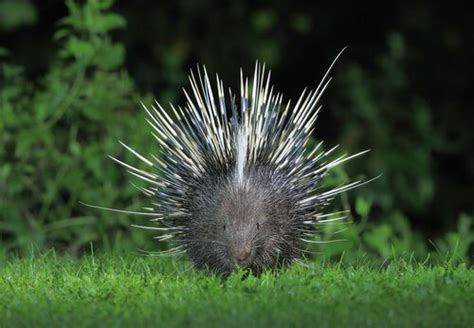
63, 37, 95, 59
94, 13, 126, 32
93, 43, 125, 70
355, 196, 371, 217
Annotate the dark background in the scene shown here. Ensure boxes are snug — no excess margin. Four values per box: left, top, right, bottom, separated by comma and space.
1, 0, 472, 259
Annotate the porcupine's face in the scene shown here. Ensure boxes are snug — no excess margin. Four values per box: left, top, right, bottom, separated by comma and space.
183, 167, 306, 276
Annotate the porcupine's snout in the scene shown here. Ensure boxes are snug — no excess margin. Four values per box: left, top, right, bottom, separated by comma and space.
218, 183, 263, 267
232, 242, 252, 264
229, 229, 254, 265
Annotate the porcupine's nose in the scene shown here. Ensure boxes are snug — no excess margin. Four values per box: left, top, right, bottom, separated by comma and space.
233, 243, 252, 264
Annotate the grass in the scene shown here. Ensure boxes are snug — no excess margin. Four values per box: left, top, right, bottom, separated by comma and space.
0, 253, 473, 328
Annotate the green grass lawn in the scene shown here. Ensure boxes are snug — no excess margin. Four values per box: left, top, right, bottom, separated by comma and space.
0, 254, 472, 327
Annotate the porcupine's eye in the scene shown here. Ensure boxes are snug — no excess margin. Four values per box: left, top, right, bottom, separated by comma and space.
223, 224, 226, 231
256, 222, 260, 230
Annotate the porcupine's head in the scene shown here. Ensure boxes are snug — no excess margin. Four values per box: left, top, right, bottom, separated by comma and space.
111, 49, 370, 276
183, 161, 305, 274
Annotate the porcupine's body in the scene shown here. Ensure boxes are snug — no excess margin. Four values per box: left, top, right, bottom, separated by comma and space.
111, 50, 368, 276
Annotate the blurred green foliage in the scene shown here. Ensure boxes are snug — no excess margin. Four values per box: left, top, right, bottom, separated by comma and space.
312, 203, 473, 265
1, 0, 154, 254
0, 0, 472, 263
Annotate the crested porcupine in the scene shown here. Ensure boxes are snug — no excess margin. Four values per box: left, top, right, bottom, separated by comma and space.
93, 49, 372, 276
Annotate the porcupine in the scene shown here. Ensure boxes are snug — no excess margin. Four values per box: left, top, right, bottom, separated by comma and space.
99, 49, 371, 276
